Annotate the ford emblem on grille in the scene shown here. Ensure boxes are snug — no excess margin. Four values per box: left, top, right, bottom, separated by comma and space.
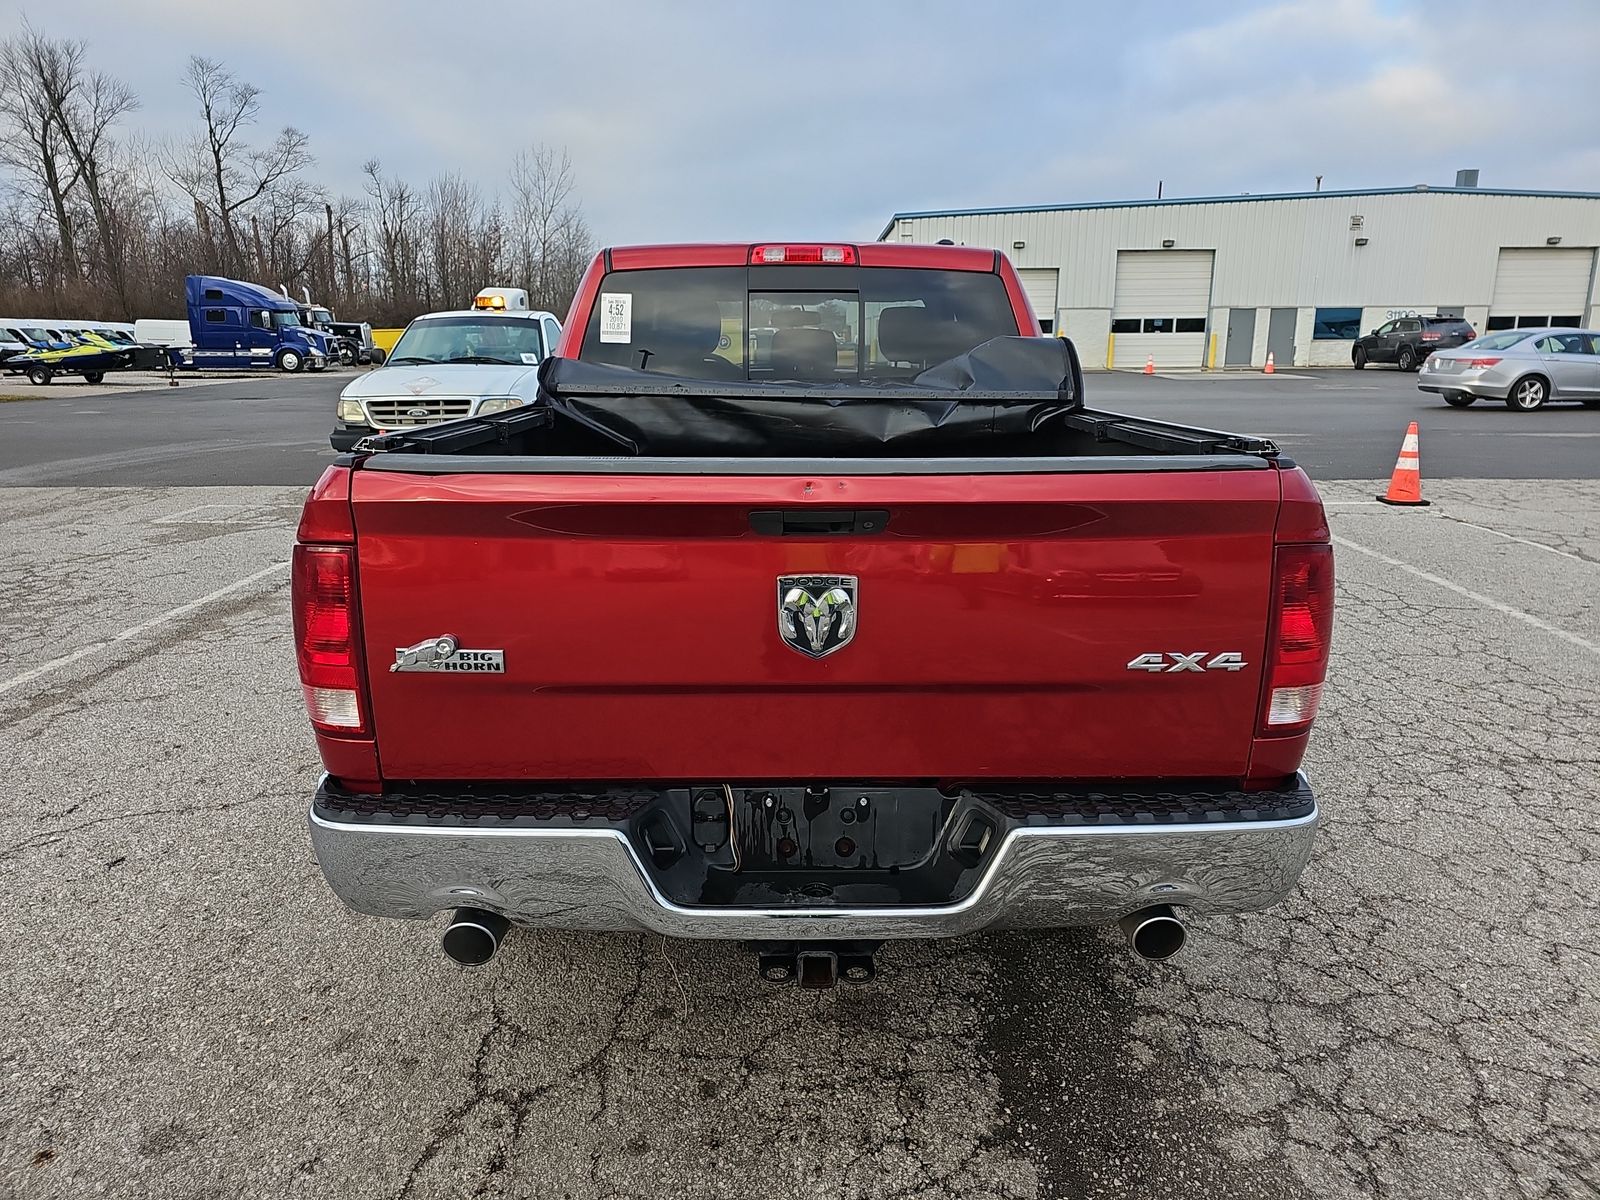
777, 575, 857, 659
406, 406, 428, 418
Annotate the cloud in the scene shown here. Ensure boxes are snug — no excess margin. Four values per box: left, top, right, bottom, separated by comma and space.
4, 0, 1597, 243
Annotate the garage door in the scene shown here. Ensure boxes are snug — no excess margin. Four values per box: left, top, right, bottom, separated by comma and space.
1017, 269, 1059, 333
1489, 248, 1594, 329
1112, 250, 1214, 368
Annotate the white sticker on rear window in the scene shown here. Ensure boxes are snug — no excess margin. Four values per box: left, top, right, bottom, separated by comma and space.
599, 293, 632, 344
521, 352, 539, 364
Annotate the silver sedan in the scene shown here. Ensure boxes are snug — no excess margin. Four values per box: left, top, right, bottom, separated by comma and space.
1416, 328, 1600, 411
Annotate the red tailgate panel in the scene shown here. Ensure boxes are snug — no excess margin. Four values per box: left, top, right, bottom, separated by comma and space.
353, 469, 1281, 782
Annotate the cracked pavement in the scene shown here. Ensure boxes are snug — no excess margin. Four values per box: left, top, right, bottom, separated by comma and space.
0, 479, 1596, 1200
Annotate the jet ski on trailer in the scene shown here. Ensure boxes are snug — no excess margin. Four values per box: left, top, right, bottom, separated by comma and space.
6, 327, 135, 384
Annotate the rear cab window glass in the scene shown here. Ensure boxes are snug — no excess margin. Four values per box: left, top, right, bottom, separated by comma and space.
579, 265, 1021, 381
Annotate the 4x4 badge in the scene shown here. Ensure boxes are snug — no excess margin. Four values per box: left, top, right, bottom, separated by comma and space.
392, 634, 505, 674
777, 575, 857, 659
1126, 652, 1247, 673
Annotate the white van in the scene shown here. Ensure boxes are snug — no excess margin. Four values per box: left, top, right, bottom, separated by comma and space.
0, 325, 27, 363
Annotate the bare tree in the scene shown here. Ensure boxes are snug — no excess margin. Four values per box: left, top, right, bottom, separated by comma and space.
0, 21, 86, 279
28, 33, 138, 311
508, 145, 593, 314
424, 171, 483, 309
167, 56, 311, 278
364, 159, 424, 319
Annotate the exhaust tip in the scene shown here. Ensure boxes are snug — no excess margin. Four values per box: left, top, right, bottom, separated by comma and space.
1118, 905, 1187, 961
441, 908, 509, 967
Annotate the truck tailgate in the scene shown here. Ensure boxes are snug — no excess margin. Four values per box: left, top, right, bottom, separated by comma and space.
351, 466, 1281, 781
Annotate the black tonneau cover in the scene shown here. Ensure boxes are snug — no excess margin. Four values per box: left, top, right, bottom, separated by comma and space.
538, 335, 1080, 456
352, 334, 1280, 464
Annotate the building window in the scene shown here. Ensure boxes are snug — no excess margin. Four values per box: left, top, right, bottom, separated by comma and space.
1313, 307, 1362, 339
1493, 314, 1583, 330
1114, 316, 1205, 334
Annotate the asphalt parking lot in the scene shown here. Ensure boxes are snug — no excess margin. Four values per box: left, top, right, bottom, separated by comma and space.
1, 367, 1597, 1199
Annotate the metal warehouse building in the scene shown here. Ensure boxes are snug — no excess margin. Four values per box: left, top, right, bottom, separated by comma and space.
877, 185, 1600, 370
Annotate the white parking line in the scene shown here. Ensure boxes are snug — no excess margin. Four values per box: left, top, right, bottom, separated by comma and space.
0, 561, 290, 697
1333, 535, 1600, 659
1437, 517, 1597, 566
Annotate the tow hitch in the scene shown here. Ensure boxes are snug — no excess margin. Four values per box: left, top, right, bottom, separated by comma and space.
755, 941, 880, 989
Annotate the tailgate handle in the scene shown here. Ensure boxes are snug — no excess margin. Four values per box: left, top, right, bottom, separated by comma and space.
749, 509, 889, 537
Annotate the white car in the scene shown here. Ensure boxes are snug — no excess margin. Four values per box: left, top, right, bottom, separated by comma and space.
331, 307, 563, 449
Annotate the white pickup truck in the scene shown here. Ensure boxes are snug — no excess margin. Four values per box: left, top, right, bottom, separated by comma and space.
330, 292, 563, 450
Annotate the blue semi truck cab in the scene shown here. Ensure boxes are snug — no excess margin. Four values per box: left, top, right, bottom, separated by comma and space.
182, 275, 334, 372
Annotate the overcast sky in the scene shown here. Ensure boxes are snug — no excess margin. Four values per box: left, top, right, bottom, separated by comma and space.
6, 0, 1598, 244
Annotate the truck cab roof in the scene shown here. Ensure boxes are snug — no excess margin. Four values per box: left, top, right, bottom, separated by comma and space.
185, 274, 299, 310
601, 242, 1001, 271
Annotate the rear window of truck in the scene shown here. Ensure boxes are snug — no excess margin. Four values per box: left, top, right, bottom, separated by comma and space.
579, 266, 1021, 382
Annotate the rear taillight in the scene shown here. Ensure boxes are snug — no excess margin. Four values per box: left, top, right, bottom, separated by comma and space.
749, 244, 857, 265
1420, 331, 1441, 341
1466, 357, 1501, 368
1259, 544, 1334, 737
293, 544, 366, 735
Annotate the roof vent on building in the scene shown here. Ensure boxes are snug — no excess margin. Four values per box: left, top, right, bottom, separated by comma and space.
1455, 169, 1480, 188
1414, 183, 1430, 191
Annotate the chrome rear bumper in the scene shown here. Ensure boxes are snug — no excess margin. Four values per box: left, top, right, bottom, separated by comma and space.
308, 776, 1318, 940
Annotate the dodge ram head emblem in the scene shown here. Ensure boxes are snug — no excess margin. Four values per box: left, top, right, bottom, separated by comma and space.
777, 575, 857, 659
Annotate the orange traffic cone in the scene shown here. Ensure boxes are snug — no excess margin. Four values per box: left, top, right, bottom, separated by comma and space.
1143, 355, 1155, 376
1377, 422, 1429, 506
1263, 352, 1276, 374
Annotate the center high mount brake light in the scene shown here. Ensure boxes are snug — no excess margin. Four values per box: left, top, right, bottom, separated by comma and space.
749, 244, 857, 265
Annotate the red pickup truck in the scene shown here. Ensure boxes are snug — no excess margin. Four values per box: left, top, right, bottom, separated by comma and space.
296, 243, 1332, 987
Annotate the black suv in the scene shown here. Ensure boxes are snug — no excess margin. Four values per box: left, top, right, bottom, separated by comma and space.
1353, 315, 1476, 371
